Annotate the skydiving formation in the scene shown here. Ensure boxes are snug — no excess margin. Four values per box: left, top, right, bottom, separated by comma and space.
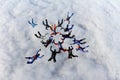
25, 12, 89, 64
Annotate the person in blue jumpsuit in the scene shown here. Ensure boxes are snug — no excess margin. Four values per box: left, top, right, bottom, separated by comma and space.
28, 18, 37, 28
76, 44, 89, 52
25, 49, 44, 64
71, 38, 86, 45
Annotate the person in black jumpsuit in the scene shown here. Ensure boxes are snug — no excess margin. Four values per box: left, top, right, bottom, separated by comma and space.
67, 46, 78, 59
48, 46, 60, 63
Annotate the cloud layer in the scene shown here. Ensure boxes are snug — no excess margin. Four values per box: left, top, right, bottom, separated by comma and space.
0, 0, 120, 80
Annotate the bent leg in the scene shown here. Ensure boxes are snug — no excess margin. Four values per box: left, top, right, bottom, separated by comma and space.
53, 58, 56, 63
48, 57, 52, 61
27, 59, 35, 64
68, 54, 72, 59
71, 54, 78, 57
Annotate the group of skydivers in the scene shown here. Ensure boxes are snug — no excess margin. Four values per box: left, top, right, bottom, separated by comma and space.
25, 12, 89, 64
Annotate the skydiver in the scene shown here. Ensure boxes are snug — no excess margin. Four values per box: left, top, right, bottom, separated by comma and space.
53, 40, 67, 52
60, 31, 75, 40
34, 31, 48, 39
42, 19, 51, 30
67, 46, 78, 59
70, 38, 87, 45
64, 12, 74, 24
61, 24, 74, 32
43, 19, 63, 31
28, 18, 37, 28
57, 19, 64, 29
41, 36, 53, 47
76, 44, 89, 52
25, 49, 44, 64
48, 46, 60, 63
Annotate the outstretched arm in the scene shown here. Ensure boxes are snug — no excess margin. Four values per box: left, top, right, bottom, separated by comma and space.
69, 13, 74, 18
38, 55, 44, 59
69, 24, 74, 29
38, 31, 41, 36
42, 19, 51, 30
34, 31, 42, 38
57, 19, 63, 27
79, 38, 86, 42
68, 31, 72, 35
36, 49, 41, 54
28, 20, 31, 25
50, 46, 53, 52
45, 33, 48, 36
40, 33, 48, 38
66, 24, 69, 29
67, 12, 69, 18
66, 12, 74, 20
32, 18, 34, 23
34, 34, 40, 38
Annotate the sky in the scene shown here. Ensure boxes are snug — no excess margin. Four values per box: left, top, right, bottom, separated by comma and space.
0, 0, 120, 80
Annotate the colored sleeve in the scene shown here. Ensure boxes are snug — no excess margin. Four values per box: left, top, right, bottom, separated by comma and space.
38, 55, 44, 59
